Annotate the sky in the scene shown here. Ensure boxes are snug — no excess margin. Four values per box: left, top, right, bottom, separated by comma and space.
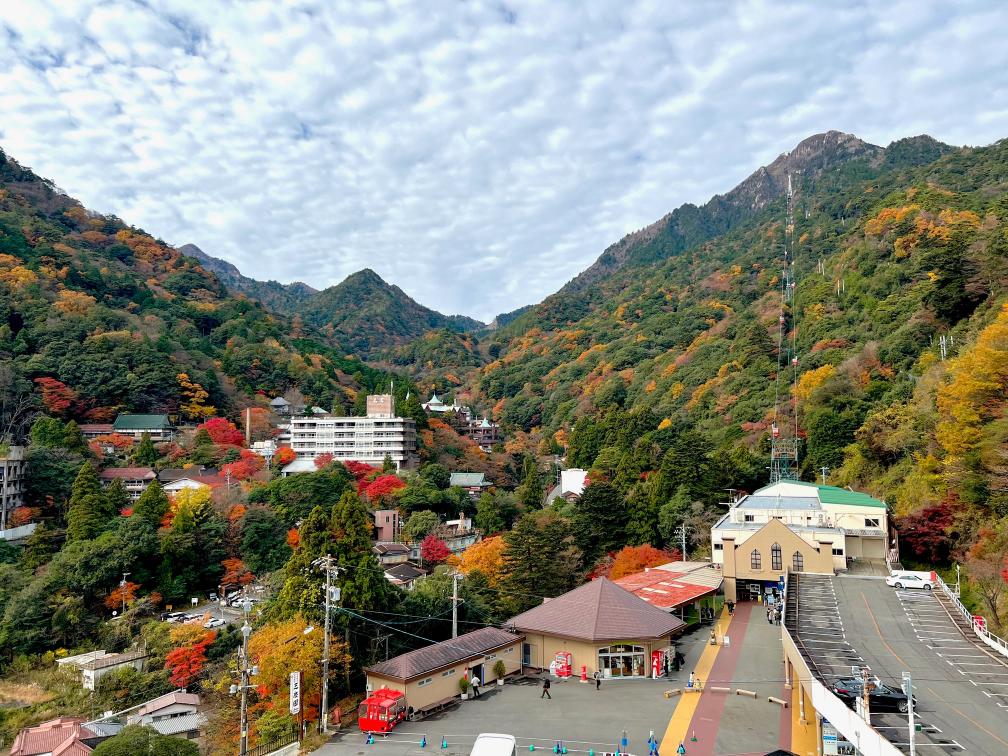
1, 2, 1007, 321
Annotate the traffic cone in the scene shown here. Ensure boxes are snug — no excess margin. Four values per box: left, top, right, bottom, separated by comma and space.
529, 745, 535, 752
421, 736, 427, 748
366, 734, 374, 745
441, 737, 448, 749
690, 730, 697, 743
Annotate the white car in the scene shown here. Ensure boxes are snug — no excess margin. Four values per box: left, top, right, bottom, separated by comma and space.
886, 572, 934, 591
204, 618, 227, 628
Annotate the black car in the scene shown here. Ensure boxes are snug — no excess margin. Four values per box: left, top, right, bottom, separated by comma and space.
832, 678, 914, 713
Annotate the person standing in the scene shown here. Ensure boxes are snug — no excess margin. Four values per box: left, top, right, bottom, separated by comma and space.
470, 674, 481, 698
594, 670, 601, 691
541, 677, 551, 699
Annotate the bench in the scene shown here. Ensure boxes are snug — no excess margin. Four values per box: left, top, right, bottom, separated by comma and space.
409, 696, 458, 721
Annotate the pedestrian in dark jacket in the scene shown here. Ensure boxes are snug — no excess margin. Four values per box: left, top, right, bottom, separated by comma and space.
541, 678, 551, 699
594, 670, 601, 690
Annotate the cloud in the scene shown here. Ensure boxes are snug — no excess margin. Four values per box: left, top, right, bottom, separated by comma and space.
1, 0, 1006, 321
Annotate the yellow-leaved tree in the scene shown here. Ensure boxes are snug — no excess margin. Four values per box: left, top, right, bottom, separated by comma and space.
457, 535, 506, 586
177, 372, 216, 421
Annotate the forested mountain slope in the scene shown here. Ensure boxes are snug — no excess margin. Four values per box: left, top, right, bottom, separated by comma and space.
0, 150, 401, 430
479, 135, 1008, 514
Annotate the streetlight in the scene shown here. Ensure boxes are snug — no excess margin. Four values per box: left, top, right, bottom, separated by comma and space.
120, 572, 130, 616
230, 599, 257, 756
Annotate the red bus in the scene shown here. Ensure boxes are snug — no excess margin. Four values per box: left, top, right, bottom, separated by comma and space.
358, 688, 408, 733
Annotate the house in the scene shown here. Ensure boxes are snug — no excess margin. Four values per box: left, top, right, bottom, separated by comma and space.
466, 417, 502, 452
99, 467, 156, 501
10, 717, 101, 756
78, 649, 149, 691
373, 509, 401, 542
365, 627, 523, 712
0, 444, 26, 530
383, 562, 427, 589
444, 512, 473, 535
546, 468, 587, 505
79, 423, 114, 440
112, 414, 175, 442
127, 691, 205, 741
280, 458, 317, 477
449, 472, 491, 498
270, 396, 303, 416
289, 395, 417, 469
711, 480, 892, 601
163, 476, 224, 495
508, 577, 686, 678
614, 561, 723, 620
158, 467, 218, 483
372, 542, 410, 566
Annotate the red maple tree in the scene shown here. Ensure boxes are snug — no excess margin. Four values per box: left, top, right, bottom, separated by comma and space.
104, 581, 140, 610
221, 449, 265, 480
420, 534, 451, 564
314, 452, 335, 469
344, 460, 377, 483
363, 474, 405, 503
165, 630, 216, 688
197, 417, 245, 446
221, 557, 254, 586
33, 377, 78, 417
274, 446, 296, 466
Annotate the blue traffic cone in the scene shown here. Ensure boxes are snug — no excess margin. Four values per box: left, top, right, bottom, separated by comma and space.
366, 734, 374, 745
529, 745, 535, 752
441, 737, 448, 749
421, 736, 427, 748
554, 743, 559, 754
589, 750, 594, 756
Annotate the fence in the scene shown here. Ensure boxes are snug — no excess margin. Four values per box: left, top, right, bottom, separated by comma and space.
243, 725, 300, 756
0, 523, 37, 541
934, 573, 1008, 659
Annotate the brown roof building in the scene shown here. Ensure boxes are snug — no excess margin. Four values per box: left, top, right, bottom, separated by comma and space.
365, 627, 523, 713
10, 717, 98, 756
508, 578, 686, 679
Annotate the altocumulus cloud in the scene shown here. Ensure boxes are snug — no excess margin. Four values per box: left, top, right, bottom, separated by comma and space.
1, 0, 1007, 320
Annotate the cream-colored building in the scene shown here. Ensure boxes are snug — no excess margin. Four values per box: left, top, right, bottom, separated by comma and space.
711, 480, 891, 601
509, 578, 686, 679
365, 627, 523, 714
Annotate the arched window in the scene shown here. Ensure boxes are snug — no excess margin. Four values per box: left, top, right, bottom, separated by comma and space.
793, 551, 804, 572
751, 549, 761, 570
771, 543, 782, 571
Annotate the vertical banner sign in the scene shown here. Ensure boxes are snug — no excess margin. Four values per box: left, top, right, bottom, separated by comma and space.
289, 671, 302, 715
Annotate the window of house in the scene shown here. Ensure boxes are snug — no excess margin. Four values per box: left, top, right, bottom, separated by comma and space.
751, 550, 762, 570
832, 548, 844, 556
441, 669, 456, 677
418, 678, 432, 687
793, 551, 804, 572
713, 543, 723, 551
744, 514, 755, 523
865, 517, 880, 528
771, 543, 782, 571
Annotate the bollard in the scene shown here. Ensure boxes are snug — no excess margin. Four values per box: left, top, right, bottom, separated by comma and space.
767, 696, 788, 708
421, 736, 427, 748
442, 736, 449, 748
735, 689, 758, 698
710, 686, 731, 693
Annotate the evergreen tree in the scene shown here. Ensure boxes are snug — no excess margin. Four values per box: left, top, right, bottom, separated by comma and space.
104, 479, 129, 515
66, 463, 114, 542
61, 420, 88, 454
133, 481, 170, 526
624, 484, 659, 546
500, 511, 580, 614
331, 490, 397, 613
29, 416, 67, 448
658, 484, 692, 546
272, 506, 332, 622
517, 456, 544, 510
382, 454, 394, 473
133, 432, 159, 467
474, 492, 505, 535
240, 508, 291, 575
572, 482, 627, 563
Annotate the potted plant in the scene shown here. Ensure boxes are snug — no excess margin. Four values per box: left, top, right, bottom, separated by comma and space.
458, 677, 470, 700
493, 659, 506, 686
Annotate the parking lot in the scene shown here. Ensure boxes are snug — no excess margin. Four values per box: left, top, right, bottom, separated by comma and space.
315, 676, 679, 756
831, 575, 1008, 753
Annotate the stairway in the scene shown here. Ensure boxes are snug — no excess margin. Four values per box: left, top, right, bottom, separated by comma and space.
785, 573, 799, 630
933, 586, 976, 639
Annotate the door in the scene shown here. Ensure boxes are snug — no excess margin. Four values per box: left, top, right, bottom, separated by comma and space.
471, 663, 484, 685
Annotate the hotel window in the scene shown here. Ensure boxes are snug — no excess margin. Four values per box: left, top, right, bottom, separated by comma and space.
750, 549, 761, 570
744, 514, 755, 523
713, 543, 723, 551
793, 551, 804, 572
771, 543, 782, 571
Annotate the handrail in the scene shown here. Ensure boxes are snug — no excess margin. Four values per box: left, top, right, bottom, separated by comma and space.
935, 573, 1008, 659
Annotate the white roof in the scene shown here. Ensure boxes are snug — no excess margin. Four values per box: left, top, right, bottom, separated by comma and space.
281, 459, 317, 474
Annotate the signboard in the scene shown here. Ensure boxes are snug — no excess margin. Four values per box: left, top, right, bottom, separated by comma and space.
191, 597, 198, 606
289, 671, 302, 715
821, 720, 855, 756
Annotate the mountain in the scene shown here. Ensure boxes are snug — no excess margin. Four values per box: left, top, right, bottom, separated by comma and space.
0, 148, 398, 427
179, 243, 317, 315
301, 268, 484, 357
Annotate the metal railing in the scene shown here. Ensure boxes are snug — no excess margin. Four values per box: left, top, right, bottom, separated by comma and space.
243, 725, 300, 756
935, 573, 1008, 659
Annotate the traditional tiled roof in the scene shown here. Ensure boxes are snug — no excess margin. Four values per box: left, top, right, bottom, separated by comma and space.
99, 467, 156, 481
449, 472, 488, 488
508, 578, 686, 641
158, 467, 218, 482
10, 717, 97, 756
367, 627, 522, 681
384, 563, 427, 583
112, 414, 172, 431
79, 423, 114, 434
372, 542, 410, 556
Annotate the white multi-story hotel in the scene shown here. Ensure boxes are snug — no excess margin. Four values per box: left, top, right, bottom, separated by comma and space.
288, 395, 417, 469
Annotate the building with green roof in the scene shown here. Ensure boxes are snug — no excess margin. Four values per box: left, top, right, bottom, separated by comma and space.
112, 414, 176, 442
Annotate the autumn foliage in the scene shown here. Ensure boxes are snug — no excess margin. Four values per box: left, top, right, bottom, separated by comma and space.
604, 545, 679, 580
221, 449, 266, 480
456, 535, 505, 585
313, 452, 335, 469
197, 417, 245, 446
34, 377, 78, 417
274, 446, 296, 466
221, 557, 254, 587
165, 630, 216, 688
420, 534, 451, 564
362, 474, 406, 503
345, 460, 378, 484
104, 581, 140, 610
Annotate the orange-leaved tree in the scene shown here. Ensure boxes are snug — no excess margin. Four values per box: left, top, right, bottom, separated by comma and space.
221, 557, 254, 587
104, 581, 140, 610
608, 545, 679, 580
165, 630, 216, 688
457, 535, 506, 585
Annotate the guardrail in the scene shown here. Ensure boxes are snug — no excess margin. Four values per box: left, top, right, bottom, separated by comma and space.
935, 573, 1008, 659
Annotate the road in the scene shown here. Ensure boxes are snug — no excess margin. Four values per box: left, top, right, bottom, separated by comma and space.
833, 575, 1008, 754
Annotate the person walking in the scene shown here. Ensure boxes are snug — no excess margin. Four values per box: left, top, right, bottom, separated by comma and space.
470, 674, 481, 698
594, 670, 601, 691
541, 677, 551, 699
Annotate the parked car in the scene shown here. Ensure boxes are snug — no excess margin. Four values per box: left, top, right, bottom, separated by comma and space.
160, 611, 186, 623
832, 678, 914, 713
209, 592, 218, 602
886, 571, 935, 591
204, 618, 227, 629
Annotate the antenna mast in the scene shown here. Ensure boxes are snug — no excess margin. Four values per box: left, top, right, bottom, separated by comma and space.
770, 173, 800, 483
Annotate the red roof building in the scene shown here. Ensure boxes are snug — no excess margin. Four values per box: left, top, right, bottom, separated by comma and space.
614, 561, 723, 613
10, 717, 97, 756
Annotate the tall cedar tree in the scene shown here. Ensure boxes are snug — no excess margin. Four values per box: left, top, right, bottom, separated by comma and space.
500, 511, 581, 614
132, 481, 170, 526
132, 432, 159, 466
573, 481, 627, 563
66, 462, 115, 542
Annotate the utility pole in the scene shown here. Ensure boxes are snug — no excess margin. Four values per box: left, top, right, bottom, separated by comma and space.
119, 572, 130, 616
451, 571, 463, 639
860, 666, 872, 722
314, 555, 340, 734
230, 596, 256, 756
902, 671, 916, 756
820, 466, 830, 485
674, 524, 687, 561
